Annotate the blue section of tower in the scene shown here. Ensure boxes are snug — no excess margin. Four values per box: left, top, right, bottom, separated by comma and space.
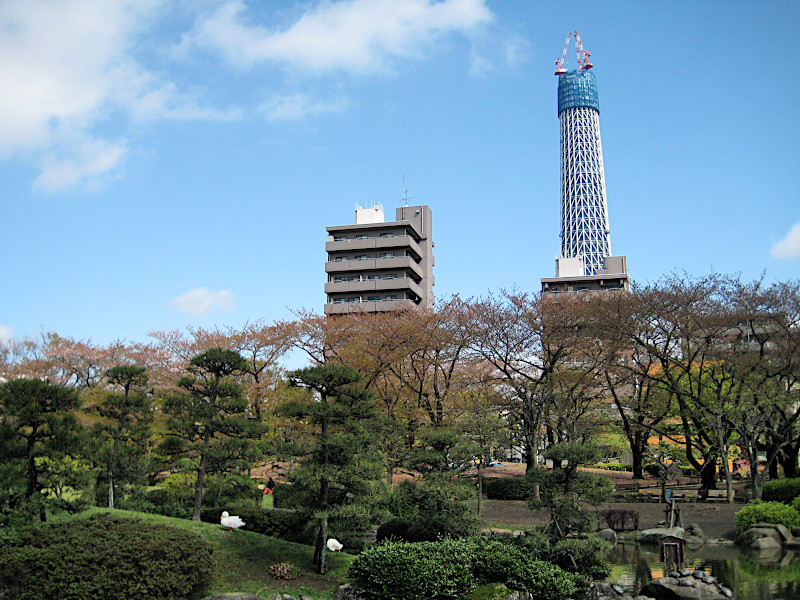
557, 70, 599, 115
557, 66, 611, 277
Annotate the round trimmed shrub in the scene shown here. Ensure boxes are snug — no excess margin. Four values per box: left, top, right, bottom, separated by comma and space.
349, 536, 579, 600
735, 500, 800, 535
762, 478, 800, 504
484, 477, 535, 500
0, 513, 213, 600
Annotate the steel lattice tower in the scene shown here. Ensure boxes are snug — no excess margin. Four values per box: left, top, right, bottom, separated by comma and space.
556, 34, 611, 276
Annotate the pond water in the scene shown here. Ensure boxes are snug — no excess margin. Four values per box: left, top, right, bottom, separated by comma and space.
604, 542, 800, 600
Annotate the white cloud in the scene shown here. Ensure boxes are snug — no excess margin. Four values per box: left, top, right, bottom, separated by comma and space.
259, 93, 350, 121
0, 325, 13, 344
771, 221, 800, 259
34, 137, 128, 193
181, 0, 493, 73
0, 0, 238, 192
169, 288, 237, 318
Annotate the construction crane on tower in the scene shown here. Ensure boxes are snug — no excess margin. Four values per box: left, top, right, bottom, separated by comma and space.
554, 31, 594, 75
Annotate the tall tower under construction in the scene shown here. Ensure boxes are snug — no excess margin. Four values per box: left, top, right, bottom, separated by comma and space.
542, 31, 629, 294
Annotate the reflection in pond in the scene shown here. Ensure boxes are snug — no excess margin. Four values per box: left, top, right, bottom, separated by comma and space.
604, 542, 800, 600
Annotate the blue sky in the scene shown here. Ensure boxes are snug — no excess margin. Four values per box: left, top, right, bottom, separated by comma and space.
2, 0, 799, 349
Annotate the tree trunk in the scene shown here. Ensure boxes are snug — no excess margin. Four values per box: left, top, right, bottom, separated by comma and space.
699, 461, 717, 490
631, 441, 645, 480
192, 429, 211, 521
315, 513, 329, 574
108, 436, 120, 509
525, 441, 535, 474
779, 443, 800, 478
477, 462, 483, 515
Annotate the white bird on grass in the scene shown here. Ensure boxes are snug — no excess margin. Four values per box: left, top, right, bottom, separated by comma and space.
220, 511, 245, 531
326, 538, 343, 552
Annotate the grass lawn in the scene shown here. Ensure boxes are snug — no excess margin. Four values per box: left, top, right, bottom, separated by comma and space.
71, 508, 354, 599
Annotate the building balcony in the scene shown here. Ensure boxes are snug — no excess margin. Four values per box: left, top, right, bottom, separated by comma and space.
324, 277, 423, 297
325, 235, 422, 259
324, 299, 417, 315
325, 256, 424, 280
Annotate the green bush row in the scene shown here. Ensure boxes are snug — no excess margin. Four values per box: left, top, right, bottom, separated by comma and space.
200, 505, 310, 544
586, 463, 633, 472
483, 477, 535, 500
735, 500, 800, 536
349, 536, 583, 600
0, 513, 214, 600
762, 478, 800, 504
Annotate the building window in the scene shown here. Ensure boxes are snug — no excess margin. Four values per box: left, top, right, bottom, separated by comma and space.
334, 235, 348, 241
347, 297, 360, 303
333, 256, 346, 262
384, 273, 397, 280
334, 277, 346, 283
367, 274, 381, 280
379, 252, 393, 259
347, 275, 360, 281
380, 232, 395, 238
367, 296, 380, 302
355, 234, 369, 240
355, 255, 368, 261
384, 295, 398, 301
333, 298, 345, 304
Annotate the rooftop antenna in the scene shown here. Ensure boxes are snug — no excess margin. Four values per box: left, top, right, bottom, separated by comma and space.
401, 175, 415, 206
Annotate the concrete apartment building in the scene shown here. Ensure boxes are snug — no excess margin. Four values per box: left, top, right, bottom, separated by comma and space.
324, 204, 434, 315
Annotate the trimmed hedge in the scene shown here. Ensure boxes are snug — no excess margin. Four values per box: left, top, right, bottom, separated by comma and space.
376, 517, 444, 543
200, 505, 309, 544
735, 500, 800, 536
0, 513, 213, 600
762, 478, 800, 504
349, 537, 580, 600
586, 463, 633, 472
484, 477, 535, 500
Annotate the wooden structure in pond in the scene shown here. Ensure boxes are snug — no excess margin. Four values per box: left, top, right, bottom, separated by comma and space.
659, 534, 686, 569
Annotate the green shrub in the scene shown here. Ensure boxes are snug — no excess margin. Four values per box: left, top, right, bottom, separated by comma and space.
586, 463, 633, 472
384, 480, 480, 539
200, 505, 309, 543
502, 532, 609, 581
735, 500, 800, 535
505, 560, 578, 600
0, 513, 213, 600
349, 536, 580, 600
349, 539, 474, 600
114, 486, 194, 519
791, 496, 800, 514
376, 517, 443, 543
546, 538, 610, 581
484, 477, 535, 500
762, 478, 800, 504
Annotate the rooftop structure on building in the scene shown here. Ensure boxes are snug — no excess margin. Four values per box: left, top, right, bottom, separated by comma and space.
542, 32, 629, 294
324, 203, 434, 315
